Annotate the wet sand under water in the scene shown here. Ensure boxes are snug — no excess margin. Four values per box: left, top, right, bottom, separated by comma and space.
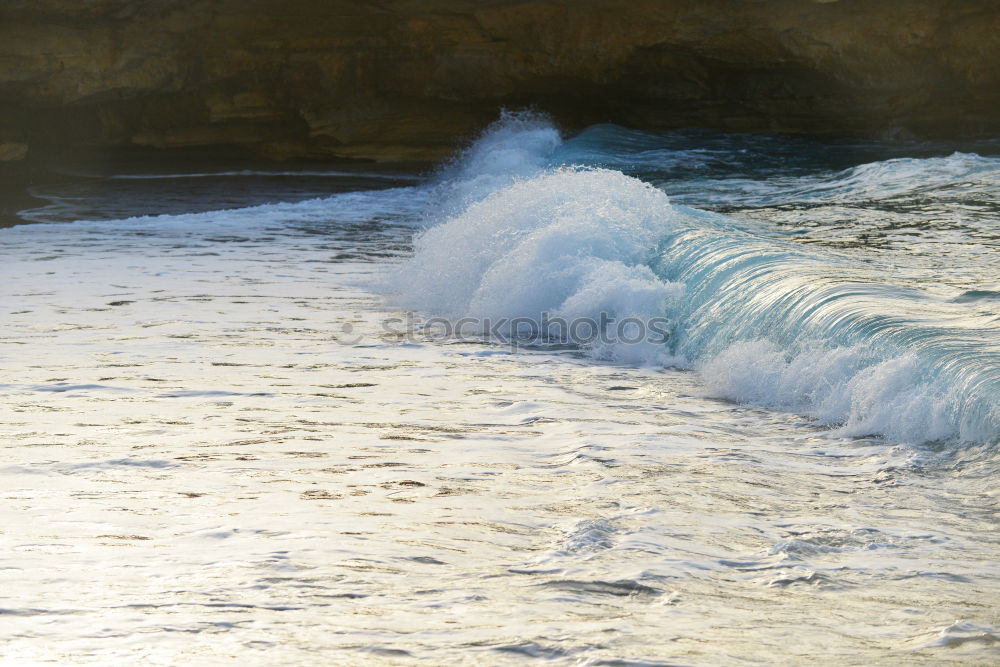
1, 206, 998, 665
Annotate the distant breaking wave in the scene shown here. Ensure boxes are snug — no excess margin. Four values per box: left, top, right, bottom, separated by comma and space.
389, 112, 1000, 445
107, 170, 422, 181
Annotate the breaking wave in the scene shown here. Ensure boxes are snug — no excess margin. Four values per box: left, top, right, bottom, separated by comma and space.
388, 112, 1000, 445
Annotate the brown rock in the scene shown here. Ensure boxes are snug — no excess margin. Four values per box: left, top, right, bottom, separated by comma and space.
0, 142, 29, 162
0, 0, 996, 162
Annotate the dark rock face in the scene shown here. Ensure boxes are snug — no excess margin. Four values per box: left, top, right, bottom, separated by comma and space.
1, 0, 997, 162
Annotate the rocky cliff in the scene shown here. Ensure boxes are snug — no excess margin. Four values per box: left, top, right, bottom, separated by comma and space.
1, 0, 997, 163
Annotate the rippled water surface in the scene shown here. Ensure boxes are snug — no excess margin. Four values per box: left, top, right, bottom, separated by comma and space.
2, 117, 998, 665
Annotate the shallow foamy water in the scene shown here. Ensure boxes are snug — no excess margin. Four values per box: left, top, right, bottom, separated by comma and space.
2, 119, 999, 665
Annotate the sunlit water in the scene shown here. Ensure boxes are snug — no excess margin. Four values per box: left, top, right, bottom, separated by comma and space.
1, 114, 998, 665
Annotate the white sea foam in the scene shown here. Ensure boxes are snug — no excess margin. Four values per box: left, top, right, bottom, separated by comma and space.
697, 341, 988, 443
668, 151, 1000, 208
389, 168, 683, 364
779, 152, 999, 203
16, 187, 428, 230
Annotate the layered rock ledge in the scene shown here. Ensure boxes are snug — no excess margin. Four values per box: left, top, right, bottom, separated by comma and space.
2, 0, 997, 162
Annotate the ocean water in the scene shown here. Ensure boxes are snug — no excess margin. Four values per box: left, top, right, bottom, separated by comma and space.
1, 112, 998, 665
